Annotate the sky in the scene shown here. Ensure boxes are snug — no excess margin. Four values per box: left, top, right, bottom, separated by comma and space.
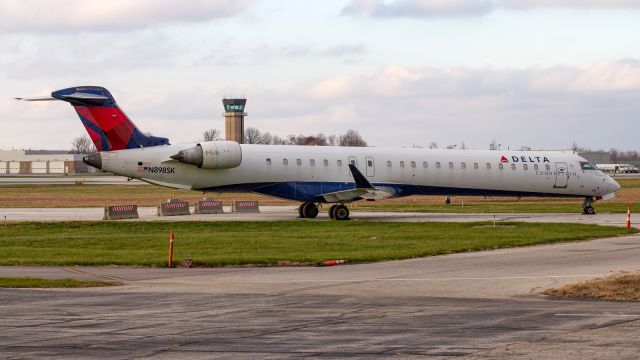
1, 0, 640, 151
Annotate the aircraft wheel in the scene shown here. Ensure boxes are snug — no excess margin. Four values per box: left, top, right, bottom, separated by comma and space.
298, 203, 307, 218
583, 205, 596, 215
333, 205, 350, 221
302, 202, 319, 219
328, 205, 338, 220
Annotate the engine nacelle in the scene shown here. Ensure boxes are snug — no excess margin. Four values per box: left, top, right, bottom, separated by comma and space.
170, 141, 242, 169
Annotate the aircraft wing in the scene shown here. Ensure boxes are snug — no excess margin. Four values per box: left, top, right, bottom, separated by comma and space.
318, 164, 395, 202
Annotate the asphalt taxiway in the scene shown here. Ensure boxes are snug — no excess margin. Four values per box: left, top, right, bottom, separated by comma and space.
0, 206, 634, 230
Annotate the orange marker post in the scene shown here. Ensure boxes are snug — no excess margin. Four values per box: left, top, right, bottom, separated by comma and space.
168, 231, 175, 268
627, 203, 631, 229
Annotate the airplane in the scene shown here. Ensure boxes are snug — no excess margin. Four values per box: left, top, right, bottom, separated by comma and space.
17, 86, 620, 220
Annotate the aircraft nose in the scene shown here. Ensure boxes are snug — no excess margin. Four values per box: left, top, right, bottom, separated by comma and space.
610, 178, 621, 192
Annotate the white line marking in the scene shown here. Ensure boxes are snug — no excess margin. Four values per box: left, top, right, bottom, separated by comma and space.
556, 314, 640, 317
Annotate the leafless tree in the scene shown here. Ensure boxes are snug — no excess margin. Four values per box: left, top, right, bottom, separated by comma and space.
272, 135, 288, 145
339, 129, 367, 147
460, 141, 466, 150
261, 132, 274, 145
489, 139, 498, 150
202, 129, 221, 141
70, 134, 96, 154
244, 127, 262, 144
428, 142, 438, 149
520, 145, 532, 151
571, 141, 582, 152
328, 134, 338, 146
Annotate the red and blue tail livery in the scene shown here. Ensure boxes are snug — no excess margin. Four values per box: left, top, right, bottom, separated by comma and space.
52, 86, 169, 151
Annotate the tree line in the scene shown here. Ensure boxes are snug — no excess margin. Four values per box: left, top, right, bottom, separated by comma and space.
203, 127, 368, 147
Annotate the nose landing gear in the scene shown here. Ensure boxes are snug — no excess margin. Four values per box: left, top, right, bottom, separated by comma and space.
582, 197, 596, 215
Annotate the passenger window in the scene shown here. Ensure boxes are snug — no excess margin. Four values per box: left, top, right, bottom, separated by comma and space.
499, 163, 504, 170
297, 159, 302, 166
411, 161, 416, 168
448, 162, 454, 169
545, 164, 550, 171
337, 160, 342, 166
400, 161, 405, 168
323, 159, 328, 166
461, 162, 466, 169
474, 162, 479, 169
310, 159, 315, 166
486, 163, 491, 169
511, 164, 516, 170
423, 161, 428, 168
368, 160, 373, 167
350, 159, 356, 166
387, 161, 392, 167
436, 162, 441, 169
283, 159, 288, 166
266, 158, 271, 165
523, 164, 528, 170
534, 164, 539, 171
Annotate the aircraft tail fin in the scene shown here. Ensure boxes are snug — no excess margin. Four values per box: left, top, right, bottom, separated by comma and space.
51, 86, 169, 151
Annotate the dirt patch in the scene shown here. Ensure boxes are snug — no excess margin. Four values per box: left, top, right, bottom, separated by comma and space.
544, 272, 640, 301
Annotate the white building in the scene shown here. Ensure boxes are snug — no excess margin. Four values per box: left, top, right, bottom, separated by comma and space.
0, 150, 96, 175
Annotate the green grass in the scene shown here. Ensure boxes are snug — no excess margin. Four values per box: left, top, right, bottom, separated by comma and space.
0, 221, 635, 267
353, 202, 630, 213
0, 277, 119, 288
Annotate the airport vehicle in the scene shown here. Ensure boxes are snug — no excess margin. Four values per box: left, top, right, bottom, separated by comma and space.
18, 86, 620, 219
597, 163, 639, 174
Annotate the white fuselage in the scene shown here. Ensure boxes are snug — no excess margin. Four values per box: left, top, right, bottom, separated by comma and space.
99, 143, 620, 202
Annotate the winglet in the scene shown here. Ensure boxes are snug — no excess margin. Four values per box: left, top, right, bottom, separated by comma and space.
348, 164, 374, 189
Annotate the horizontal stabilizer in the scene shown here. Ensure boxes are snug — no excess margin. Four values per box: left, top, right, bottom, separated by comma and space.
15, 96, 57, 101
60, 92, 109, 101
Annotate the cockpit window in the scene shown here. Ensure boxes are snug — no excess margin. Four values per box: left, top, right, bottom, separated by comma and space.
580, 161, 597, 170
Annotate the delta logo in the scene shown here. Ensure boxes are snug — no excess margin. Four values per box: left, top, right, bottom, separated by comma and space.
501, 155, 551, 163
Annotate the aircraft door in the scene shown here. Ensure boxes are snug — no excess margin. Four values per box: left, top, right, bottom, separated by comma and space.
554, 162, 568, 188
348, 156, 358, 168
365, 156, 375, 177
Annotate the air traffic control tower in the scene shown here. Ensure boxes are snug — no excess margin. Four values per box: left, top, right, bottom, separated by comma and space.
223, 98, 247, 143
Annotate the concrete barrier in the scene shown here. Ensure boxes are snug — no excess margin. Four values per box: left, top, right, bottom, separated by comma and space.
232, 200, 260, 213
194, 198, 224, 214
103, 205, 139, 220
157, 200, 191, 216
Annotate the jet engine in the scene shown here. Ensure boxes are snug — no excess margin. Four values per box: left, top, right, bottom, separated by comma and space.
170, 141, 242, 169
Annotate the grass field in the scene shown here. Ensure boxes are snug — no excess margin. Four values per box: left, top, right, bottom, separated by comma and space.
0, 221, 634, 267
1, 179, 638, 212
544, 273, 640, 301
0, 277, 119, 288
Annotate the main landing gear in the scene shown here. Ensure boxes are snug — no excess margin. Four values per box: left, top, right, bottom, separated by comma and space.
582, 197, 596, 215
298, 202, 319, 219
298, 202, 351, 220
328, 204, 350, 221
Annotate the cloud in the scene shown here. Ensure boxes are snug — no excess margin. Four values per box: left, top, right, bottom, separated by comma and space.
0, 0, 254, 32
5, 60, 640, 150
342, 0, 640, 18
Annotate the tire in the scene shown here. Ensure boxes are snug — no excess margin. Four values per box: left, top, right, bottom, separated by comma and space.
302, 202, 319, 219
298, 203, 306, 218
584, 206, 596, 215
328, 205, 338, 220
333, 205, 350, 221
